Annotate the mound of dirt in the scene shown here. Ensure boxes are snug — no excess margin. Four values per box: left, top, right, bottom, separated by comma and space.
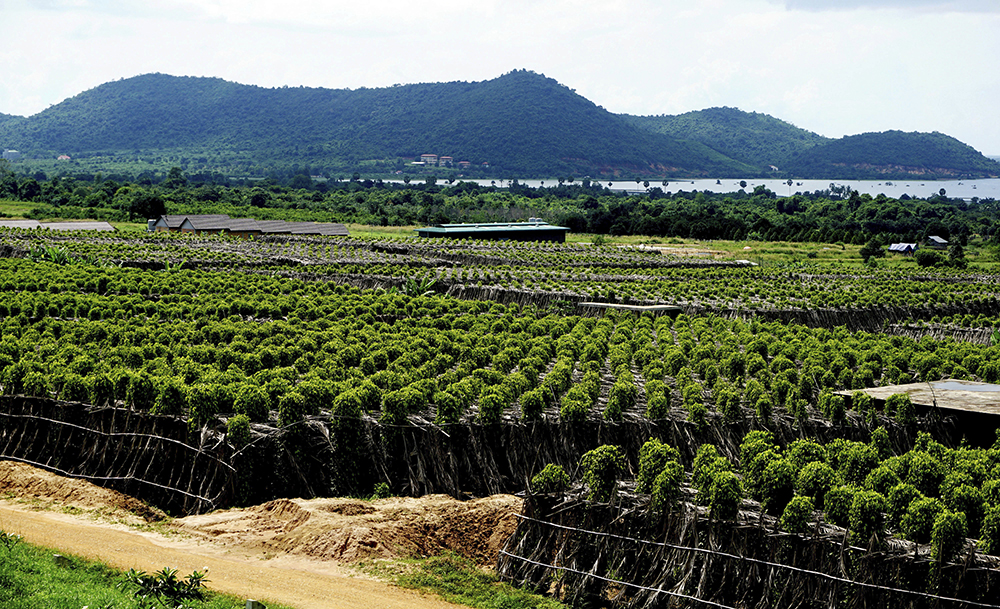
0, 461, 165, 523
178, 494, 523, 566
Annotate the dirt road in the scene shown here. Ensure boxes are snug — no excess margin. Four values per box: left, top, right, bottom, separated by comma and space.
0, 502, 463, 609
0, 462, 521, 609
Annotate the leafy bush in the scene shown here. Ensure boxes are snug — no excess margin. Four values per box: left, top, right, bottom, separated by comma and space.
650, 461, 684, 513
382, 386, 424, 425
118, 567, 208, 608
478, 390, 506, 424
58, 373, 89, 402
824, 485, 857, 528
906, 451, 946, 497
943, 484, 985, 536
433, 391, 461, 424
886, 482, 921, 528
636, 438, 681, 494
22, 371, 48, 398
126, 371, 157, 411
226, 413, 252, 448
864, 465, 902, 497
233, 384, 269, 422
692, 444, 730, 498
796, 461, 838, 509
931, 509, 967, 565
980, 506, 1000, 556
530, 463, 570, 494
276, 391, 307, 428
708, 470, 742, 521
579, 445, 625, 502
520, 388, 544, 422
781, 495, 815, 534
886, 393, 915, 426
760, 458, 796, 515
849, 490, 887, 547
739, 430, 777, 469
839, 442, 879, 487
645, 392, 669, 420
869, 426, 891, 460
787, 439, 827, 474
87, 371, 116, 406
153, 377, 185, 415
902, 496, 944, 543
187, 383, 223, 428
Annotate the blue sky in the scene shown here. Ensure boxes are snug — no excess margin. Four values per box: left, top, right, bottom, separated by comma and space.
2, 0, 998, 155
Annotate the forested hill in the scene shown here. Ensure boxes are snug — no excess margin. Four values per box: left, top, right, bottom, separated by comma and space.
623, 108, 831, 169
626, 108, 999, 179
783, 131, 1000, 179
0, 70, 996, 179
0, 70, 753, 178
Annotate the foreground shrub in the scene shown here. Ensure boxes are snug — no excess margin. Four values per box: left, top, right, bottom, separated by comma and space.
580, 445, 625, 502
796, 461, 838, 510
824, 485, 857, 528
980, 506, 1000, 556
433, 391, 461, 424
760, 458, 796, 516
849, 490, 887, 547
636, 438, 681, 494
902, 496, 944, 544
531, 463, 570, 494
234, 384, 269, 422
153, 377, 185, 415
931, 509, 967, 565
709, 470, 742, 521
520, 388, 544, 421
781, 495, 815, 534
226, 414, 252, 449
886, 483, 921, 528
692, 444, 730, 499
276, 391, 307, 428
650, 461, 684, 513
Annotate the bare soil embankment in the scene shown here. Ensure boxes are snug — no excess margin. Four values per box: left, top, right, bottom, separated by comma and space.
0, 461, 522, 609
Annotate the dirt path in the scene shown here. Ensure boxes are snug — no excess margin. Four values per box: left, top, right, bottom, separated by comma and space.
0, 503, 465, 609
0, 462, 522, 609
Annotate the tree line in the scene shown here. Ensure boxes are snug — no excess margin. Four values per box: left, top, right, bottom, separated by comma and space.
3, 163, 999, 245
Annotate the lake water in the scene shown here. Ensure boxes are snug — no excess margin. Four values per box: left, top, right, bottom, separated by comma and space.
397, 178, 1000, 200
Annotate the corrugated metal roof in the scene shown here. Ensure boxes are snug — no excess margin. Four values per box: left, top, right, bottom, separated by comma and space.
155, 215, 348, 237
41, 222, 115, 232
225, 218, 262, 232
419, 221, 569, 234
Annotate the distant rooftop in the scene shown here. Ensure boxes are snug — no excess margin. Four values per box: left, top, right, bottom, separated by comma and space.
415, 219, 570, 242
0, 220, 114, 232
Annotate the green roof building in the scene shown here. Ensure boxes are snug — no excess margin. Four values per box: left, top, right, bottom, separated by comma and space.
415, 219, 570, 242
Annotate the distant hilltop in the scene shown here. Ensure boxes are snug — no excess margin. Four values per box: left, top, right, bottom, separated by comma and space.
0, 70, 997, 180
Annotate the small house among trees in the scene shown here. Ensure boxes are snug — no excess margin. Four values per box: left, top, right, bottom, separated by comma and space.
926, 235, 949, 249
151, 214, 348, 238
888, 243, 918, 256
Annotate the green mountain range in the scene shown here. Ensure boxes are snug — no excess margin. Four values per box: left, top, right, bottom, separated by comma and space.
1, 70, 996, 180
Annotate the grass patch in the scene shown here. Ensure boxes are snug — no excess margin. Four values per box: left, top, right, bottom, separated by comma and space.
0, 535, 294, 609
359, 552, 565, 609
0, 199, 41, 219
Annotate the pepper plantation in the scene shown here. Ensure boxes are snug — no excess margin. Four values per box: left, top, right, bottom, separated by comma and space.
2, 227, 1000, 608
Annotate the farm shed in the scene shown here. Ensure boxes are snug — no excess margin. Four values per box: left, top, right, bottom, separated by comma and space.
888, 243, 917, 255
415, 220, 570, 242
927, 235, 949, 248
151, 214, 348, 238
